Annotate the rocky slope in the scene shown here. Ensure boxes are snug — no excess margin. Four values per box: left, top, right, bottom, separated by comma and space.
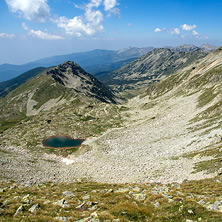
1, 47, 222, 221
166, 44, 218, 52
0, 48, 222, 187
74, 47, 222, 184
0, 61, 116, 122
171, 44, 200, 52
98, 48, 208, 97
200, 43, 219, 52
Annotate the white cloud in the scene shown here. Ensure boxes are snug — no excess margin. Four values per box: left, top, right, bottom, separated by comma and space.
103, 0, 120, 17
128, 23, 132, 27
154, 28, 162, 33
5, 0, 50, 22
22, 22, 64, 40
22, 22, 28, 30
0, 33, 15, 39
55, 16, 103, 37
180, 24, 196, 31
29, 29, 64, 40
53, 0, 115, 37
85, 4, 103, 25
88, 0, 103, 8
107, 7, 120, 17
168, 28, 180, 36
192, 30, 199, 36
155, 27, 180, 36
104, 0, 118, 11
6, 0, 120, 39
155, 24, 206, 39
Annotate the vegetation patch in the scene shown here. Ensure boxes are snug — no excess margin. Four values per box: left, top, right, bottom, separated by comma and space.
183, 143, 222, 174
0, 177, 222, 221
197, 87, 218, 108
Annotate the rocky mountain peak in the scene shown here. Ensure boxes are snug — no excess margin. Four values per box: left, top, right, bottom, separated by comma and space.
45, 61, 117, 104
200, 43, 219, 52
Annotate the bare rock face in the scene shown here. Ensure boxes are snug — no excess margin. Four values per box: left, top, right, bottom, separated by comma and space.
98, 48, 208, 97
200, 43, 219, 52
46, 61, 116, 104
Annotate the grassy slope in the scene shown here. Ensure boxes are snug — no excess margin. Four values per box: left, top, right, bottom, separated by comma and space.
0, 67, 46, 98
0, 177, 222, 221
1, 50, 222, 221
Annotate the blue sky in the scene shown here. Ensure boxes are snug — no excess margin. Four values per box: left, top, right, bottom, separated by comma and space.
0, 0, 222, 64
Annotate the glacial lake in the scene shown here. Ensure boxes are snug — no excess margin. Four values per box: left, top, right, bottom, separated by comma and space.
42, 136, 84, 149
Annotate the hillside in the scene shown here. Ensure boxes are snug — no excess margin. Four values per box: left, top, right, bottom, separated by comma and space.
0, 67, 46, 98
0, 47, 154, 82
1, 48, 222, 183
0, 61, 117, 123
0, 49, 222, 221
97, 48, 208, 97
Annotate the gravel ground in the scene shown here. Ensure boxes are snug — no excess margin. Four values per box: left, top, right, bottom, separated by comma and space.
68, 91, 220, 184
1, 90, 220, 185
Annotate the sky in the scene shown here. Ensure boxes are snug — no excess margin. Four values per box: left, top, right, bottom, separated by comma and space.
0, 0, 222, 65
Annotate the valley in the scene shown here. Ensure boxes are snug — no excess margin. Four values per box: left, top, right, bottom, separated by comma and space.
0, 46, 222, 221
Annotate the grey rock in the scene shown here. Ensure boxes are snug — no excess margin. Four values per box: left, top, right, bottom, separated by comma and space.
55, 216, 71, 221
29, 203, 40, 213
76, 201, 86, 209
14, 205, 25, 216
75, 217, 100, 222
176, 191, 183, 196
131, 193, 147, 201
154, 201, 160, 208
83, 195, 91, 200
63, 191, 74, 197
56, 199, 69, 208
163, 193, 173, 199
115, 187, 131, 193
100, 189, 113, 194
188, 209, 194, 214
22, 194, 31, 204
197, 199, 205, 205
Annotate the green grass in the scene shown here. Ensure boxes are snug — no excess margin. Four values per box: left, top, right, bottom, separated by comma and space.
193, 158, 222, 174
0, 178, 222, 221
197, 87, 218, 108
0, 119, 25, 133
183, 143, 222, 174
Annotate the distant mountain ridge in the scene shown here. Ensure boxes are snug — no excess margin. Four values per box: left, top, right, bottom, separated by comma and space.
0, 47, 155, 82
97, 48, 208, 97
0, 44, 218, 82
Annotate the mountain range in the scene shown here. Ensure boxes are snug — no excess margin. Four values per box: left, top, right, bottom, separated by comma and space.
1, 45, 222, 221
0, 47, 155, 82
97, 47, 208, 97
0, 44, 217, 82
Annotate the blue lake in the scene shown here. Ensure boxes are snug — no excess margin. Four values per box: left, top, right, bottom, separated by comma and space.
42, 136, 84, 149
